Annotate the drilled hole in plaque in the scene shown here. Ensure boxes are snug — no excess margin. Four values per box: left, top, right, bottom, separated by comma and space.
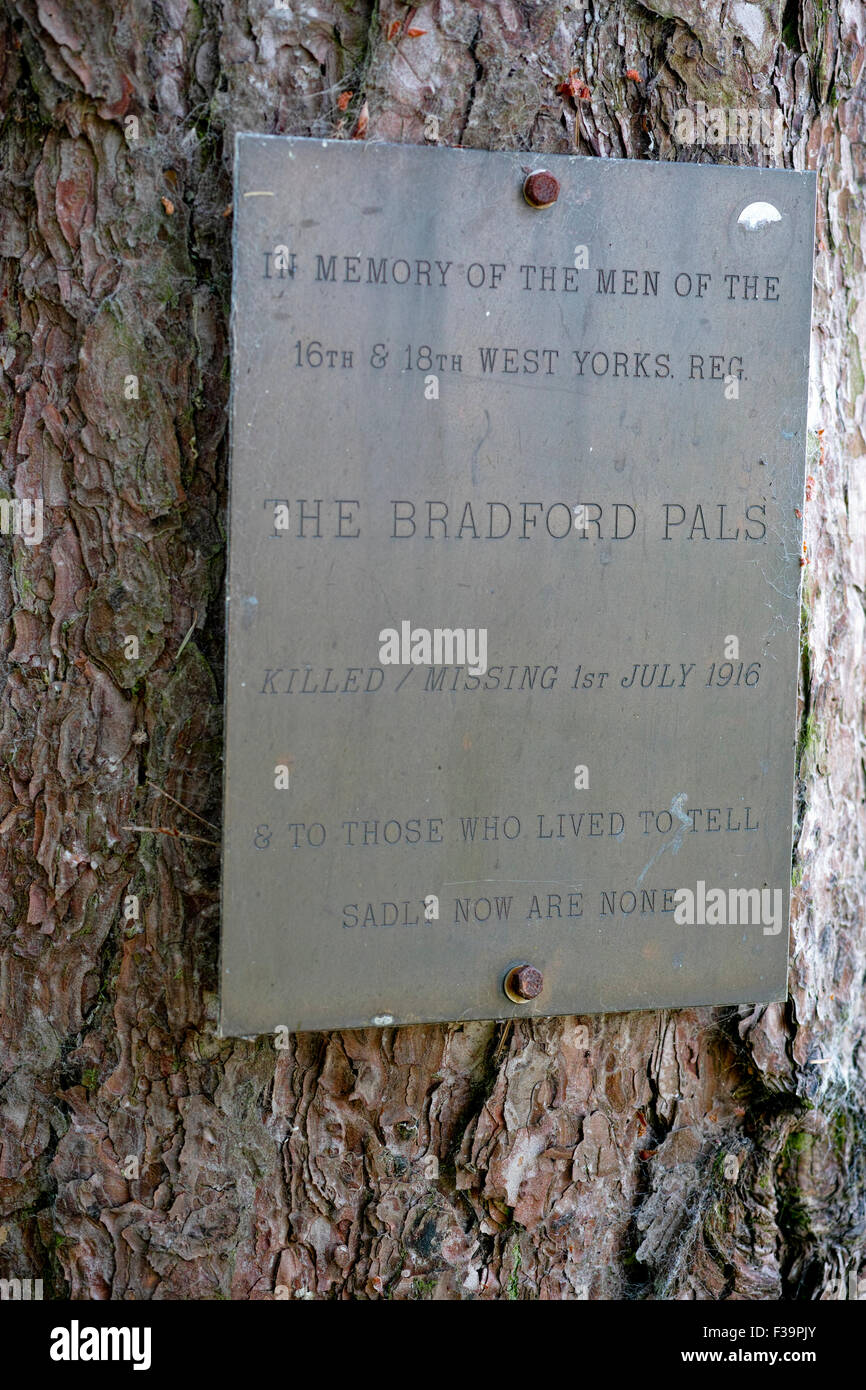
737, 200, 782, 230
502, 963, 543, 1004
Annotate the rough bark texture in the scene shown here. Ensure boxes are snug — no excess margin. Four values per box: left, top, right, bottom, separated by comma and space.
1, 0, 864, 1301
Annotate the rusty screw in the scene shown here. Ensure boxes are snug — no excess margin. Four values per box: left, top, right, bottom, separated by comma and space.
504, 964, 544, 1001
523, 170, 559, 209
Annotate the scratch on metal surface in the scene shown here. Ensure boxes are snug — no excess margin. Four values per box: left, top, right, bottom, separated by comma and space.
637, 793, 691, 885
442, 879, 584, 888
470, 409, 492, 485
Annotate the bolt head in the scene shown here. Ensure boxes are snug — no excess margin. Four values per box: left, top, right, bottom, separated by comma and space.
509, 964, 543, 1000
514, 965, 543, 998
523, 170, 559, 208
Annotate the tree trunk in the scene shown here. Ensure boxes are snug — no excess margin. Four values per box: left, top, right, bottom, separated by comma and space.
1, 0, 864, 1301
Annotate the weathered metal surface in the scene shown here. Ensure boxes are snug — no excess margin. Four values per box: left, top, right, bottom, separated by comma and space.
221, 135, 815, 1036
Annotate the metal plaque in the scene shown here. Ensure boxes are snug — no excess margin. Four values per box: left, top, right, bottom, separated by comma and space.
221, 135, 815, 1035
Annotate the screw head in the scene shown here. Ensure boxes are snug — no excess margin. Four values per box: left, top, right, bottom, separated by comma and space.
523, 170, 560, 208
504, 963, 544, 1001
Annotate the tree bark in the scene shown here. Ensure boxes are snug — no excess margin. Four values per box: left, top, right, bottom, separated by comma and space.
1, 0, 864, 1300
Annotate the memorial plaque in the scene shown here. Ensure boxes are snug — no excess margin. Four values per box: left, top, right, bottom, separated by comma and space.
220, 136, 816, 1036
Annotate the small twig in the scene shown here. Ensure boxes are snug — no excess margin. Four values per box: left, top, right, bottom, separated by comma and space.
493, 1020, 513, 1063
175, 611, 198, 662
122, 823, 220, 848
147, 779, 219, 832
